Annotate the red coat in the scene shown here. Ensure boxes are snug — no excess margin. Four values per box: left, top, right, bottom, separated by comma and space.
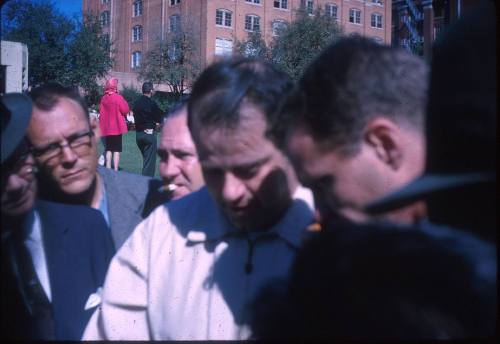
99, 88, 129, 137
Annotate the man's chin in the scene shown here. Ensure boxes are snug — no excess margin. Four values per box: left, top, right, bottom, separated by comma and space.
59, 179, 94, 197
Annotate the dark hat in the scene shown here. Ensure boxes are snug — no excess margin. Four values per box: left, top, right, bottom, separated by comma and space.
1, 93, 33, 164
366, 2, 496, 213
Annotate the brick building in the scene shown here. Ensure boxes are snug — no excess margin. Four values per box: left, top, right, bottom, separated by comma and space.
83, 0, 392, 90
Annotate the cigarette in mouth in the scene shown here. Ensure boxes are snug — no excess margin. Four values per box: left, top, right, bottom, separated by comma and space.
158, 184, 178, 193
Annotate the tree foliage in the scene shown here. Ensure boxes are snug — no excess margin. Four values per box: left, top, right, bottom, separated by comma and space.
138, 20, 201, 100
236, 9, 343, 80
67, 13, 113, 106
2, 0, 74, 86
2, 0, 113, 105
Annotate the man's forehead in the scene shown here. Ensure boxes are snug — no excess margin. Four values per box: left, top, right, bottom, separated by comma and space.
33, 97, 87, 121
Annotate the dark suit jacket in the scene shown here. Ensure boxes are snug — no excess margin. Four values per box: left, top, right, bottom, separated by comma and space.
97, 166, 168, 249
1, 200, 115, 340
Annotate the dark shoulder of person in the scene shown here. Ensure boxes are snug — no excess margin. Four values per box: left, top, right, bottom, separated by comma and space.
251, 221, 496, 340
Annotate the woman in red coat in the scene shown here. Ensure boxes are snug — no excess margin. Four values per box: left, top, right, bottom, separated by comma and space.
99, 78, 129, 171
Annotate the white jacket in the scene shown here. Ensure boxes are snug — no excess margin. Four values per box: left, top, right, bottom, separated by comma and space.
83, 186, 314, 340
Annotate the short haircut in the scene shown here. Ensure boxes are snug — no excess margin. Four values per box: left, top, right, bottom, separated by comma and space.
272, 36, 428, 155
29, 83, 89, 123
142, 81, 154, 94
162, 96, 189, 123
187, 57, 294, 138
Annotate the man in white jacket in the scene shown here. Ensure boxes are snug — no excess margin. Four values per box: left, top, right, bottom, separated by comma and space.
83, 58, 315, 340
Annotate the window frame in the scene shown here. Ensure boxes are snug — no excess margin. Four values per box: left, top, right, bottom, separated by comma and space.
245, 0, 261, 4
244, 14, 261, 32
349, 8, 362, 25
273, 0, 288, 10
215, 9, 232, 28
215, 37, 233, 56
371, 13, 383, 28
170, 14, 181, 32
170, 0, 181, 5
325, 3, 338, 19
301, 0, 314, 14
131, 51, 141, 68
132, 25, 143, 42
133, 0, 143, 17
100, 11, 110, 27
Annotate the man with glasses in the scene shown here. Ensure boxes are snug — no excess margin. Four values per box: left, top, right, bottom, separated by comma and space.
26, 83, 166, 250
1, 93, 114, 340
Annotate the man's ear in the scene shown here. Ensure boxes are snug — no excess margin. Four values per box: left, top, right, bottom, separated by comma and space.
90, 117, 101, 141
364, 117, 402, 170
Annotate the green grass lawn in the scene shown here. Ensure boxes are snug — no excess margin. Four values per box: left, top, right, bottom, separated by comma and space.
98, 131, 161, 177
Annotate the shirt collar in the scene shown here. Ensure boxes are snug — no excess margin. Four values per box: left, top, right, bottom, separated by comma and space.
186, 186, 315, 248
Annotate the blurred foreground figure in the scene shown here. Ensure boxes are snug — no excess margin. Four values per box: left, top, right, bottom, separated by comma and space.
272, 36, 428, 225
157, 99, 205, 201
83, 58, 314, 340
251, 2, 496, 340
1, 94, 114, 340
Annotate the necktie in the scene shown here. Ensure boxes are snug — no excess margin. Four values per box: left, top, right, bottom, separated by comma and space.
13, 236, 56, 339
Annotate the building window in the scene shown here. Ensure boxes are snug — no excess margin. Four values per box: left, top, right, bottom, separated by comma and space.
325, 4, 338, 19
170, 14, 181, 32
102, 0, 110, 4
372, 0, 383, 5
170, 0, 181, 5
371, 13, 383, 28
272, 20, 287, 36
245, 15, 260, 32
132, 25, 142, 42
100, 11, 110, 27
215, 38, 233, 56
349, 9, 361, 24
133, 0, 142, 17
274, 0, 288, 10
168, 42, 180, 61
216, 9, 232, 27
131, 51, 141, 68
102, 33, 110, 50
301, 0, 314, 14
246, 0, 261, 4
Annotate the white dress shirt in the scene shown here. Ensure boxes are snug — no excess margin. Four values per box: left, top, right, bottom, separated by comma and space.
23, 209, 52, 301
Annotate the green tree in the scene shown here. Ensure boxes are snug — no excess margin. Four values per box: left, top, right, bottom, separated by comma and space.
67, 13, 113, 106
235, 31, 270, 59
236, 8, 343, 80
2, 0, 74, 86
138, 18, 201, 100
271, 9, 343, 80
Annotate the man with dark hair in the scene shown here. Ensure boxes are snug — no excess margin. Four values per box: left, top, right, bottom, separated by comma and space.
27, 83, 166, 250
1, 93, 114, 340
133, 81, 164, 176
83, 58, 315, 340
251, 2, 496, 339
273, 36, 428, 225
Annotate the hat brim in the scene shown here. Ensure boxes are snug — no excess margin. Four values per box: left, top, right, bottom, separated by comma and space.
365, 172, 496, 214
1, 93, 33, 163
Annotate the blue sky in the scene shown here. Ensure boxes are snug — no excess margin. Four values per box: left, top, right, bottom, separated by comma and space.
52, 0, 82, 18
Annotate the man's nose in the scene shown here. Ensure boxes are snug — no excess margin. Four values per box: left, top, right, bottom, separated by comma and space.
60, 144, 78, 165
221, 172, 245, 204
160, 157, 180, 181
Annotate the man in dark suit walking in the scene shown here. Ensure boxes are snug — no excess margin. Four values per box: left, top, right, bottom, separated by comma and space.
1, 93, 115, 340
133, 81, 164, 177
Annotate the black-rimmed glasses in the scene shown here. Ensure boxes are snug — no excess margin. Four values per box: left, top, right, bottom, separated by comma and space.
30, 130, 95, 163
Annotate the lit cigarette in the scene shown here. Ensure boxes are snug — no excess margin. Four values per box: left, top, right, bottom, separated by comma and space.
306, 222, 322, 232
158, 184, 178, 193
